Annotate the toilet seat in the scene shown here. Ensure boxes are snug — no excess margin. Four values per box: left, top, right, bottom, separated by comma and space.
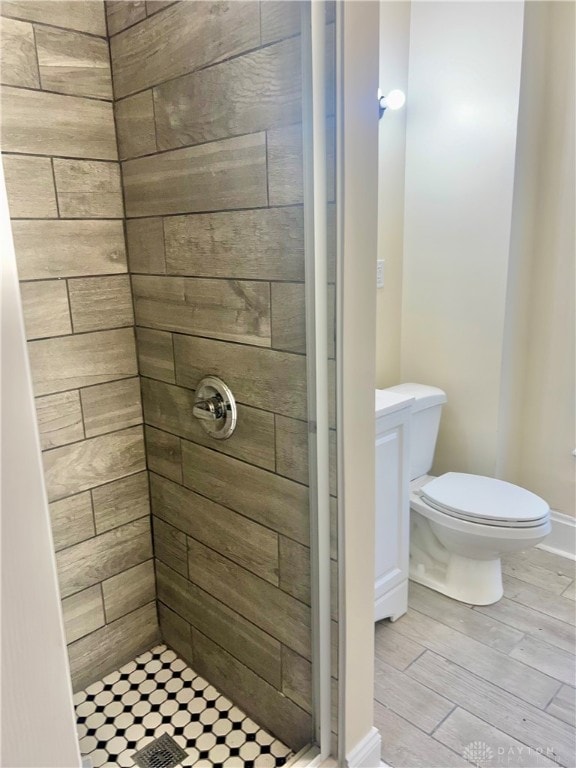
419, 472, 550, 529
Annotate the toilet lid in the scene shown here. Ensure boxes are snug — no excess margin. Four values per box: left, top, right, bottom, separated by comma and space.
420, 473, 550, 527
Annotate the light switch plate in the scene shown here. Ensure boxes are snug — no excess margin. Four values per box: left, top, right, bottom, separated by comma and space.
377, 260, 385, 289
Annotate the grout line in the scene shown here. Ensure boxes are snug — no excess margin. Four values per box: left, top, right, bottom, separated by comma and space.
428, 704, 458, 737
27, 323, 136, 343
4, 81, 114, 104
57, 512, 151, 560
30, 23, 42, 91
43, 422, 144, 456
49, 157, 62, 217
2, 14, 108, 40
401, 647, 428, 673
3, 151, 120, 164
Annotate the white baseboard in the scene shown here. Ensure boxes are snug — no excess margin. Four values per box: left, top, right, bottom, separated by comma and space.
537, 509, 576, 561
346, 727, 382, 768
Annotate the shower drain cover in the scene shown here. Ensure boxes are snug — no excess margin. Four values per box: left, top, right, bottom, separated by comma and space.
132, 733, 187, 768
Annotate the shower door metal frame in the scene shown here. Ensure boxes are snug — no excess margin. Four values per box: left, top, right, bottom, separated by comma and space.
301, 0, 333, 763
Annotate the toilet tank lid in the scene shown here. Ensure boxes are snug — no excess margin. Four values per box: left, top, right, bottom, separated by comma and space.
386, 383, 447, 413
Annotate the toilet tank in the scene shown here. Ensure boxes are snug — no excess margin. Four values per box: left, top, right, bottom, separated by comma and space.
385, 384, 447, 480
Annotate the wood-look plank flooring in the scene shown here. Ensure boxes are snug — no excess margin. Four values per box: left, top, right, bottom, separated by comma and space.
375, 548, 575, 767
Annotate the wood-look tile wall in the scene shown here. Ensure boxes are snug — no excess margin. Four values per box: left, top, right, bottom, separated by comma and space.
109, 0, 336, 751
0, 0, 158, 691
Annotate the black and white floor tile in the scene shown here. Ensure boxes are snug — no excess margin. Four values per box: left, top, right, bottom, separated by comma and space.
74, 644, 293, 768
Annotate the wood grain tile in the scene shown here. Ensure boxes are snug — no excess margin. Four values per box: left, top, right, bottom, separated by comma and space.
503, 552, 574, 595
35, 390, 84, 450
433, 707, 560, 768
164, 207, 305, 281
81, 377, 142, 437
503, 575, 575, 626
68, 276, 134, 333
11, 220, 126, 280
156, 559, 281, 688
151, 472, 279, 585
62, 584, 104, 644
408, 582, 525, 654
28, 328, 137, 396
106, 0, 146, 36
271, 282, 336, 357
145, 1, 176, 14
53, 159, 123, 218
547, 685, 576, 726
102, 559, 156, 622
408, 651, 574, 768
35, 26, 112, 100
563, 581, 575, 600
260, 1, 302, 46
374, 655, 454, 734
158, 602, 193, 664
123, 132, 267, 218
20, 280, 71, 339
181, 439, 309, 545
275, 414, 337, 495
374, 620, 425, 671
56, 516, 152, 598
49, 491, 95, 552
1, 87, 117, 159
92, 470, 150, 534
192, 630, 312, 751
509, 634, 575, 686
68, 602, 159, 692
2, 154, 57, 218
110, 1, 260, 98
267, 123, 303, 207
374, 699, 469, 768
141, 378, 275, 471
174, 334, 307, 421
133, 275, 271, 347
1, 1, 107, 36
282, 645, 312, 714
43, 426, 146, 502
145, 425, 181, 483
389, 609, 559, 708
270, 282, 306, 354
267, 120, 335, 206
475, 596, 576, 654
187, 537, 310, 659
115, 90, 156, 160
135, 328, 175, 383
0, 17, 39, 88
126, 217, 165, 273
153, 515, 187, 576
279, 536, 310, 605
154, 36, 301, 150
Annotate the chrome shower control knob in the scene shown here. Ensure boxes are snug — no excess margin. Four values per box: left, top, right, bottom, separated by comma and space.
192, 376, 237, 439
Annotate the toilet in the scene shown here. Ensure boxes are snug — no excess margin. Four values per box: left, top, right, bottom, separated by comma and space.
386, 383, 551, 605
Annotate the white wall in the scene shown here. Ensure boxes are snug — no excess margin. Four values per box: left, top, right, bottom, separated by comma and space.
376, 1, 411, 387
401, 1, 525, 477
338, 2, 381, 765
0, 162, 81, 767
511, 1, 575, 516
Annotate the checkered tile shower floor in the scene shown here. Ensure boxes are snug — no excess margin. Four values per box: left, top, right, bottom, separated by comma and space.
74, 644, 294, 767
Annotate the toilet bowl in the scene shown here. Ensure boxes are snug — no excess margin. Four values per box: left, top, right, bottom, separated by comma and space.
385, 384, 551, 605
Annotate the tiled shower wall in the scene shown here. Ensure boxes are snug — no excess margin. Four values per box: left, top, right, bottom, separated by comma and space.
0, 0, 158, 690
109, 0, 320, 752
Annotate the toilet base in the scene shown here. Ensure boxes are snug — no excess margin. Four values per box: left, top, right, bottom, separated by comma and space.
409, 513, 504, 605
409, 554, 503, 605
